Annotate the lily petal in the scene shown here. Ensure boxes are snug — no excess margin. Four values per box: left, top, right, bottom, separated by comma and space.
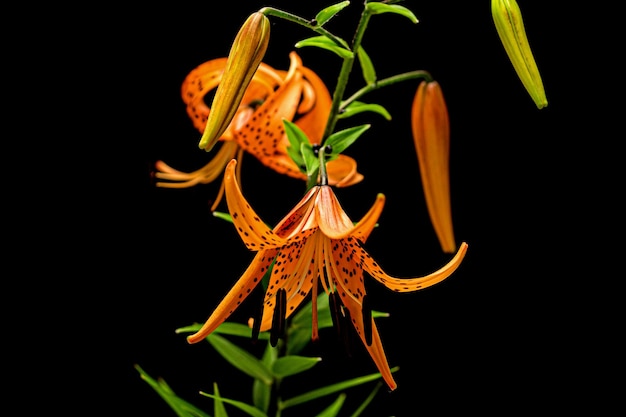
224, 159, 286, 249
315, 186, 355, 238
348, 193, 385, 242
187, 248, 279, 344
365, 242, 468, 292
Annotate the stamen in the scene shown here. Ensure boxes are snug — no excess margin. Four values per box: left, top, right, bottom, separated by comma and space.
270, 288, 287, 347
362, 294, 373, 346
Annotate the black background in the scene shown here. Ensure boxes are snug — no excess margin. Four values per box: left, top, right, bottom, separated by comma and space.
20, 1, 621, 415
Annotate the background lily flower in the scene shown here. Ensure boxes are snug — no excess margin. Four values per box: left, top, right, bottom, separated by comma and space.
187, 159, 468, 391
411, 80, 457, 253
155, 52, 363, 208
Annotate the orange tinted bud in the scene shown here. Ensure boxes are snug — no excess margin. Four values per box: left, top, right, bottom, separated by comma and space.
411, 81, 456, 253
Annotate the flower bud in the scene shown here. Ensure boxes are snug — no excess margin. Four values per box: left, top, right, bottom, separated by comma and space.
411, 81, 456, 253
199, 12, 270, 151
491, 0, 547, 109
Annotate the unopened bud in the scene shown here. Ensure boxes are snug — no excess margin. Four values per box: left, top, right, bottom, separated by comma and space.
199, 12, 270, 151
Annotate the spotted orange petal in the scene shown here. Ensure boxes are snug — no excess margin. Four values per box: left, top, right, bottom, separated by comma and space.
187, 248, 279, 344
365, 241, 468, 292
224, 159, 286, 250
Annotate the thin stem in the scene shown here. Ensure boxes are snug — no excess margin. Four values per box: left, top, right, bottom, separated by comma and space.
321, 5, 373, 143
260, 7, 346, 48
341, 70, 434, 110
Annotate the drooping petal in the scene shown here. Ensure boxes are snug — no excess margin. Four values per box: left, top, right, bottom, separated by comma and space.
154, 140, 239, 188
328, 244, 397, 390
235, 52, 304, 163
364, 242, 468, 292
315, 186, 355, 239
187, 248, 279, 344
326, 155, 364, 188
224, 159, 286, 249
254, 232, 318, 332
349, 193, 385, 242
411, 81, 457, 253
273, 186, 320, 239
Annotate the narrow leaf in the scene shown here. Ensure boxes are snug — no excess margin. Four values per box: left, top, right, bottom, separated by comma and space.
212, 383, 229, 417
366, 3, 418, 24
315, 1, 350, 26
316, 394, 347, 417
200, 392, 269, 417
207, 333, 274, 385
283, 119, 307, 169
295, 36, 354, 59
280, 367, 399, 410
325, 124, 371, 155
272, 355, 322, 378
339, 102, 391, 120
356, 46, 376, 84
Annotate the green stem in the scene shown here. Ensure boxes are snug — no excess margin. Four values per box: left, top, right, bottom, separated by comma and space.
321, 5, 373, 143
260, 7, 346, 48
341, 70, 434, 110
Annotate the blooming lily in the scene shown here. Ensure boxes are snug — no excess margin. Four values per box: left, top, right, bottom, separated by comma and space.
155, 52, 363, 209
411, 80, 456, 253
187, 159, 468, 391
491, 0, 548, 109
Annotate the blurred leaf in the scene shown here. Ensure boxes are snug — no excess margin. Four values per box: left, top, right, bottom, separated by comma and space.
176, 322, 270, 340
295, 36, 353, 59
212, 211, 233, 223
348, 382, 382, 417
207, 333, 274, 385
135, 365, 210, 417
212, 383, 229, 417
280, 367, 399, 410
316, 394, 346, 417
301, 142, 319, 177
284, 119, 307, 170
254, 344, 277, 412
200, 392, 269, 417
356, 46, 376, 84
315, 1, 350, 26
339, 102, 391, 120
272, 355, 322, 378
366, 3, 418, 23
325, 124, 371, 155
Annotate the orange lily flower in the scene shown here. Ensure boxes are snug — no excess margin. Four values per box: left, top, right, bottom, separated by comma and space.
155, 52, 363, 209
187, 159, 468, 391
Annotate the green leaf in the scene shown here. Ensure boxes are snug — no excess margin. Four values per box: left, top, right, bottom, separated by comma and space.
356, 46, 376, 84
212, 383, 229, 417
272, 355, 322, 378
283, 119, 307, 170
315, 1, 350, 26
254, 344, 277, 412
366, 3, 418, 24
135, 364, 210, 417
339, 101, 391, 120
212, 211, 233, 223
301, 142, 319, 177
207, 333, 274, 385
325, 124, 371, 155
295, 36, 354, 59
200, 392, 269, 417
348, 382, 382, 417
316, 394, 346, 417
279, 367, 399, 410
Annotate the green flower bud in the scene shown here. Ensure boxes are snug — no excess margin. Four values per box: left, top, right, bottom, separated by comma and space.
199, 12, 270, 151
491, 0, 548, 109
